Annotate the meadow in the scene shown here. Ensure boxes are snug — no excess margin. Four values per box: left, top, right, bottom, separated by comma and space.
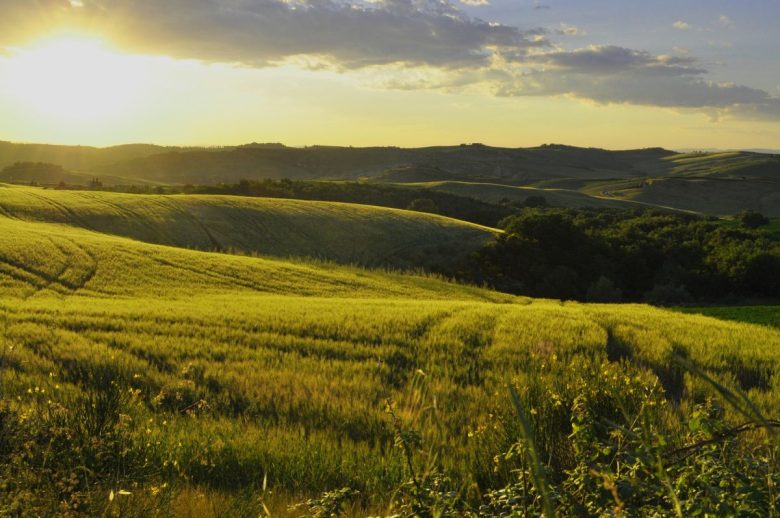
2, 190, 780, 516
0, 184, 495, 270
673, 306, 780, 329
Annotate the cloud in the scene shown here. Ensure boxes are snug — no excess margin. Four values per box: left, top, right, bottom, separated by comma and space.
673, 20, 692, 30
534, 45, 705, 76
555, 23, 583, 36
0, 0, 549, 70
459, 0, 490, 5
0, 0, 777, 121
489, 47, 780, 120
718, 15, 733, 27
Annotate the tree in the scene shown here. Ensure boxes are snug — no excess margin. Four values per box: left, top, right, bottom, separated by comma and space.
738, 210, 770, 229
521, 195, 549, 208
407, 198, 439, 214
586, 276, 622, 302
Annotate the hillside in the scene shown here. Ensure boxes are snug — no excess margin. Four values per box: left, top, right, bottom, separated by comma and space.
92, 144, 679, 184
0, 141, 171, 171
0, 184, 497, 269
405, 180, 645, 210
1, 141, 776, 188
0, 214, 505, 301
665, 151, 780, 179
2, 255, 779, 513
583, 177, 780, 217
2, 188, 780, 514
2, 141, 777, 218
0, 162, 162, 186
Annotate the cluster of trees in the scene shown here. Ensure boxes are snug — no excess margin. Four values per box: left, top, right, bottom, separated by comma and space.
464, 208, 780, 303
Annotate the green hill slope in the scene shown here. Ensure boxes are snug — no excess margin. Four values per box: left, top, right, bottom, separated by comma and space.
583, 177, 780, 217
0, 214, 506, 301
0, 162, 162, 186
0, 184, 497, 269
0, 141, 171, 170
405, 180, 645, 210
665, 151, 780, 179
2, 192, 780, 514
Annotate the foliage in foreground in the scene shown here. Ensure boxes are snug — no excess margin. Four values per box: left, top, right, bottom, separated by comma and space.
3, 333, 779, 516
1, 207, 779, 515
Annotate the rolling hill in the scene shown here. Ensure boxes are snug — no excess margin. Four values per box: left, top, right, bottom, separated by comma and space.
2, 183, 779, 515
2, 140, 777, 218
0, 184, 497, 269
1, 141, 776, 188
0, 213, 505, 301
403, 180, 645, 210
90, 144, 680, 185
0, 140, 172, 171
0, 161, 162, 186
581, 177, 780, 217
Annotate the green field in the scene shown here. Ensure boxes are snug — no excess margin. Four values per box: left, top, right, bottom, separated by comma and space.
402, 181, 643, 210
673, 306, 780, 329
586, 177, 780, 217
2, 189, 780, 516
0, 184, 496, 269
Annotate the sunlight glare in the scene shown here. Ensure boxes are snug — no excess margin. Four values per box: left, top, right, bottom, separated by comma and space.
5, 37, 150, 122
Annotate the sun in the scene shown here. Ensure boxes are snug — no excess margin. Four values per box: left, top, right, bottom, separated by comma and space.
5, 36, 150, 122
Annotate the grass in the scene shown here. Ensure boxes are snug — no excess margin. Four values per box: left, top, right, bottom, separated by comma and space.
0, 184, 497, 269
0, 214, 505, 301
402, 180, 642, 210
2, 194, 780, 515
672, 306, 780, 329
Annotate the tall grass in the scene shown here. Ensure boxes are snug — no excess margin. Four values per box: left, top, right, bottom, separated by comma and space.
1, 207, 779, 514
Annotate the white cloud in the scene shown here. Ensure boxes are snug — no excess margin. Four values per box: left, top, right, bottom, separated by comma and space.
0, 0, 776, 120
555, 23, 584, 36
718, 15, 733, 27
673, 20, 692, 30
459, 0, 490, 5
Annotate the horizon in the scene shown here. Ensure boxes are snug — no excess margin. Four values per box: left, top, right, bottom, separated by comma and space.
2, 138, 779, 155
1, 1, 779, 149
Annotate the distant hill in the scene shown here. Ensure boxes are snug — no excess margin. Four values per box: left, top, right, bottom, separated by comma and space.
0, 141, 173, 171
587, 177, 780, 217
0, 140, 777, 217
0, 141, 680, 185
94, 144, 678, 185
403, 181, 646, 210
0, 162, 161, 186
0, 184, 497, 270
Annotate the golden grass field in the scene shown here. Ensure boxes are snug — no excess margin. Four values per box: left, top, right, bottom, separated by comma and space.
2, 186, 779, 515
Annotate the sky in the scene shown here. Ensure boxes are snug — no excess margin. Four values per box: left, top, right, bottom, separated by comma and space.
0, 0, 778, 149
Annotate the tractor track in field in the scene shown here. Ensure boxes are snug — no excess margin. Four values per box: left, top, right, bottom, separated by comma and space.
123, 248, 265, 292
60, 237, 99, 290
168, 201, 225, 252
0, 234, 99, 297
0, 253, 76, 295
21, 191, 97, 230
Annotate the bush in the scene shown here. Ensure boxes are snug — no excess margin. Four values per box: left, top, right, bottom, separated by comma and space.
407, 198, 440, 214
586, 276, 622, 302
739, 210, 770, 229
644, 282, 693, 305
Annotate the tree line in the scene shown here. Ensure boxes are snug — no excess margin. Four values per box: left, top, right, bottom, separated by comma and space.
461, 208, 779, 303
